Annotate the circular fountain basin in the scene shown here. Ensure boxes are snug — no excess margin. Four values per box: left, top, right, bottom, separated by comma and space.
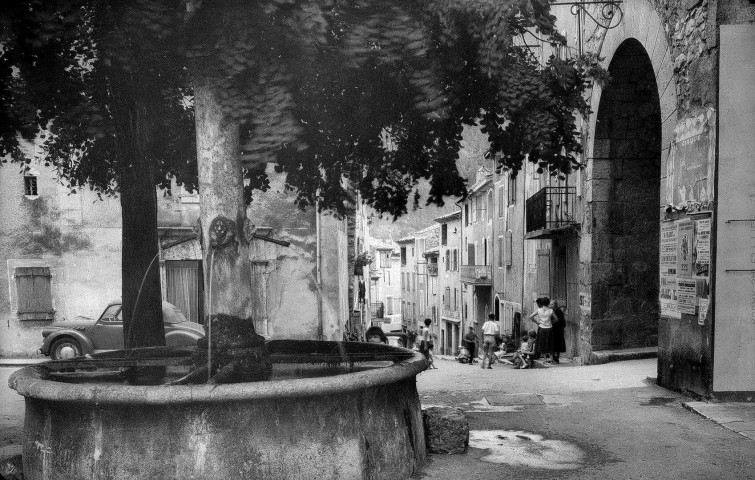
9, 353, 428, 480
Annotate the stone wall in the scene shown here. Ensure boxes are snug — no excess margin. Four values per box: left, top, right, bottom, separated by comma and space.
589, 39, 662, 352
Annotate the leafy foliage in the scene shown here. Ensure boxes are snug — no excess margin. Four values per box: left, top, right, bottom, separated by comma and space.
1, 0, 603, 219
0, 1, 196, 194
181, 0, 603, 218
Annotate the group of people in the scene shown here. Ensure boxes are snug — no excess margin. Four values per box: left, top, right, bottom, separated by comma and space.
460, 297, 566, 369
367, 297, 566, 370
460, 313, 502, 369
511, 297, 566, 368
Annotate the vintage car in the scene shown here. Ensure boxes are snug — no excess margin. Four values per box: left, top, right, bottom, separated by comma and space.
40, 300, 205, 360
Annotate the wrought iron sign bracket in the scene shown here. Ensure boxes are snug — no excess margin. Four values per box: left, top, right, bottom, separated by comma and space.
550, 0, 624, 54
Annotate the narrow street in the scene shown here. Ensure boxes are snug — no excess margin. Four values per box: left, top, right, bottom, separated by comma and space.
415, 358, 755, 480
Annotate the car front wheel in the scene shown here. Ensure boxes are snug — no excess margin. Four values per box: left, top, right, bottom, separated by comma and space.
50, 338, 82, 360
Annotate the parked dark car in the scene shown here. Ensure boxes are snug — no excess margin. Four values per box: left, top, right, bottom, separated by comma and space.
40, 300, 205, 360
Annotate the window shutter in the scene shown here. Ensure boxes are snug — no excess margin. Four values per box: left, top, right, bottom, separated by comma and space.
505, 231, 513, 266
536, 249, 551, 297
498, 236, 503, 267
15, 266, 53, 319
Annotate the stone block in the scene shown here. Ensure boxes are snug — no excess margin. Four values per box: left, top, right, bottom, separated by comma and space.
593, 262, 626, 286
655, 47, 676, 99
423, 406, 469, 454
635, 3, 653, 49
0, 445, 23, 480
579, 238, 592, 264
591, 317, 624, 350
591, 178, 614, 202
579, 261, 592, 286
592, 233, 615, 263
592, 139, 611, 160
647, 21, 664, 63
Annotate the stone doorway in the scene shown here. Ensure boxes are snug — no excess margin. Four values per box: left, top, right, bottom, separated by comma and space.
590, 38, 661, 350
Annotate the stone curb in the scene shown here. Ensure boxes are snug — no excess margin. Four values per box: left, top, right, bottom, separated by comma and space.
0, 358, 47, 367
9, 352, 430, 405
682, 401, 755, 441
589, 347, 658, 365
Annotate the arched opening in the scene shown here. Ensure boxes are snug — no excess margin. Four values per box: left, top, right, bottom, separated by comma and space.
590, 38, 661, 350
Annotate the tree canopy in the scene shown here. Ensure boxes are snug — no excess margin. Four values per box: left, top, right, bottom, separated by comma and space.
2, 0, 601, 219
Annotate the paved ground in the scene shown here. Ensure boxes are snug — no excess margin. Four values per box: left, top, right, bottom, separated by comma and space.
414, 357, 755, 480
0, 367, 25, 451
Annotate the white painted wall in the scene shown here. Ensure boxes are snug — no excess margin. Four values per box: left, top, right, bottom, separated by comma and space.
714, 24, 755, 393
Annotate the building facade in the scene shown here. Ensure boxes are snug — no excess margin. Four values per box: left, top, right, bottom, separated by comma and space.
1, 161, 361, 357
435, 211, 462, 355
459, 167, 495, 344
450, 0, 755, 399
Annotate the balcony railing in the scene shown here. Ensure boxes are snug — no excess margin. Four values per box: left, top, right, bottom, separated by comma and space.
460, 264, 492, 285
370, 302, 384, 319
427, 264, 438, 276
526, 186, 578, 234
441, 307, 460, 320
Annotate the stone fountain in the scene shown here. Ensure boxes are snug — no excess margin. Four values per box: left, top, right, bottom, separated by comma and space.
9, 344, 428, 479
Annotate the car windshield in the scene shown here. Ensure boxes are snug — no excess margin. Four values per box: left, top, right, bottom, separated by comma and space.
163, 305, 188, 324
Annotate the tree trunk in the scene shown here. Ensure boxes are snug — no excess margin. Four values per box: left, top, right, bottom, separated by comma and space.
112, 89, 166, 384
194, 82, 269, 382
120, 161, 164, 353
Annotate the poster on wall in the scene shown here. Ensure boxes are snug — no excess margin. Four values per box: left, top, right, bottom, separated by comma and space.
676, 220, 694, 278
698, 298, 709, 325
660, 275, 680, 318
659, 222, 680, 318
693, 218, 710, 277
660, 222, 677, 275
676, 278, 697, 315
665, 108, 716, 210
580, 292, 591, 314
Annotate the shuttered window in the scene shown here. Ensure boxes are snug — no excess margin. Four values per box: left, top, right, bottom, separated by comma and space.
505, 230, 513, 267
536, 249, 551, 297
15, 266, 54, 320
498, 236, 504, 267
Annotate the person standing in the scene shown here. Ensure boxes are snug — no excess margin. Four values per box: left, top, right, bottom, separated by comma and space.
481, 313, 500, 369
550, 301, 566, 364
463, 326, 477, 365
419, 318, 432, 362
529, 297, 556, 363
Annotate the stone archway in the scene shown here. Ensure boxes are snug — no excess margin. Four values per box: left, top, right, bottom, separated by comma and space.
589, 38, 662, 350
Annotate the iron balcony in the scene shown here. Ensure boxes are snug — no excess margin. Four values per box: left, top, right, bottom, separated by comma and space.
460, 264, 492, 285
525, 186, 579, 239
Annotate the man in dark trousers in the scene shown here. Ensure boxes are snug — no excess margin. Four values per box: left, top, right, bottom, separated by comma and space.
463, 326, 477, 365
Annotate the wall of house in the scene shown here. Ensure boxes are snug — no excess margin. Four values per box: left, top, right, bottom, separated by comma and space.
247, 170, 349, 341
0, 162, 121, 357
713, 22, 755, 397
438, 215, 461, 355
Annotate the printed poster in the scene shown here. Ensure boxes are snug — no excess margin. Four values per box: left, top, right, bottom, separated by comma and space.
676, 221, 694, 278
693, 218, 710, 277
676, 278, 697, 315
660, 222, 677, 275
580, 292, 591, 314
698, 298, 709, 326
660, 275, 680, 319
665, 108, 716, 208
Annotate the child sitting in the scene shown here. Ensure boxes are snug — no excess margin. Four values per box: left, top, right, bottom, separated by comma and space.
512, 331, 537, 369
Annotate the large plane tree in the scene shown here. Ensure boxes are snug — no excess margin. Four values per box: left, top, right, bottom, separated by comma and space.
1, 0, 600, 382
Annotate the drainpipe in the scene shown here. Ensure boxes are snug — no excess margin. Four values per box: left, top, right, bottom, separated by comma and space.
316, 203, 323, 340
520, 169, 527, 335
